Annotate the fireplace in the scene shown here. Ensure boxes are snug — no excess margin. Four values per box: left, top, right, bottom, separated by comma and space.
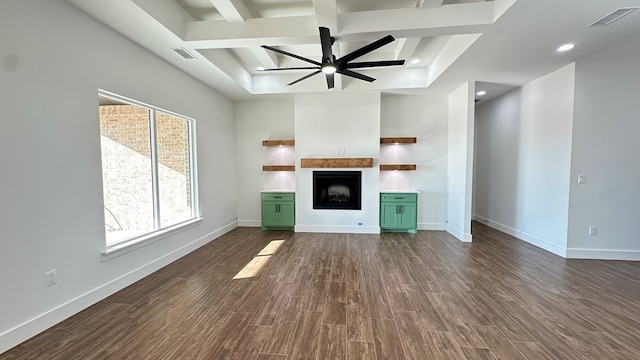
313, 171, 362, 210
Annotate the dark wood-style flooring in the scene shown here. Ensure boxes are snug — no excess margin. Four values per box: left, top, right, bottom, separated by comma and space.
3, 222, 640, 359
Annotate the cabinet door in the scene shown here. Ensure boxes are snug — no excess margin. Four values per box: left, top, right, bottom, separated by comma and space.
398, 203, 417, 229
278, 202, 295, 227
380, 203, 399, 228
261, 202, 279, 227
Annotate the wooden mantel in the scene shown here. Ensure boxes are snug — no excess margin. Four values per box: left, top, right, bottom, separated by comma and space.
380, 137, 416, 144
262, 140, 295, 147
300, 158, 374, 168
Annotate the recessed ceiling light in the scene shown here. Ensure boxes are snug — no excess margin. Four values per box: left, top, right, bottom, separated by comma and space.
410, 58, 420, 64
476, 90, 486, 96
557, 43, 575, 52
256, 66, 265, 71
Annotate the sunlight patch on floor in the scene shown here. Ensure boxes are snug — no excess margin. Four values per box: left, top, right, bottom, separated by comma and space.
233, 239, 285, 279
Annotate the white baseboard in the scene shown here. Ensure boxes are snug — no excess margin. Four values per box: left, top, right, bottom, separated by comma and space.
566, 248, 640, 261
473, 215, 567, 257
237, 219, 261, 227
0, 221, 237, 355
446, 224, 472, 242
295, 225, 380, 234
418, 222, 447, 231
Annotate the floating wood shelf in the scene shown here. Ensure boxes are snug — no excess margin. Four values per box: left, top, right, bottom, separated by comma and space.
380, 137, 417, 144
262, 140, 295, 147
262, 165, 295, 171
380, 164, 417, 171
300, 158, 374, 168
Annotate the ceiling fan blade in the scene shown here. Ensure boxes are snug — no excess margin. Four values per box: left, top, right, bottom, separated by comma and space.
261, 45, 321, 66
345, 60, 405, 69
288, 70, 322, 86
336, 35, 395, 65
260, 66, 320, 71
319, 27, 334, 63
325, 73, 334, 89
337, 69, 376, 83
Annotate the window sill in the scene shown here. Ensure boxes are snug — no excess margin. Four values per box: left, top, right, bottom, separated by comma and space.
101, 217, 203, 262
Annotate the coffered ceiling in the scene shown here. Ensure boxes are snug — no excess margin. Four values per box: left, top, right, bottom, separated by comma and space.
67, 0, 640, 100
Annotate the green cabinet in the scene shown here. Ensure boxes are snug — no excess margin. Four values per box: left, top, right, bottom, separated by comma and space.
380, 192, 417, 234
261, 192, 295, 230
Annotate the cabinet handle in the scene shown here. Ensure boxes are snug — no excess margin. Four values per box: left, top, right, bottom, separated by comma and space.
399, 205, 403, 214
276, 204, 280, 212
273, 196, 282, 199
394, 197, 403, 199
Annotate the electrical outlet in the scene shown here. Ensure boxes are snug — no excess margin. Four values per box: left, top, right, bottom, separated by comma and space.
588, 226, 597, 236
45, 270, 57, 287
578, 174, 586, 184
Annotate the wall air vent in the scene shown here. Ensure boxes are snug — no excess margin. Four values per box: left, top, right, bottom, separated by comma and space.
588, 7, 639, 27
172, 48, 197, 60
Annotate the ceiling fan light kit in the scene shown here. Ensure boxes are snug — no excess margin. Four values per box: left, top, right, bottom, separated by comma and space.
261, 27, 405, 89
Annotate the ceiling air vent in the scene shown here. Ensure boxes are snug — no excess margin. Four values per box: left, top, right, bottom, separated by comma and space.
172, 48, 197, 60
588, 7, 639, 27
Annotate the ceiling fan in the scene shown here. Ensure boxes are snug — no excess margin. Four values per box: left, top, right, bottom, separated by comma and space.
260, 27, 405, 89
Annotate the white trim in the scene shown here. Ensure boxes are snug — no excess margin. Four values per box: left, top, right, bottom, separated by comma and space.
473, 214, 567, 257
0, 222, 237, 354
566, 248, 640, 261
446, 224, 472, 242
102, 218, 203, 260
295, 225, 380, 234
237, 219, 261, 227
418, 222, 447, 231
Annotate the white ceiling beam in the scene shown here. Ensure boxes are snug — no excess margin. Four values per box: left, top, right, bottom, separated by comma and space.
131, 0, 194, 38
207, 0, 278, 68
250, 47, 278, 68
419, 0, 445, 9
199, 49, 253, 91
395, 37, 422, 61
208, 0, 251, 22
184, 16, 319, 48
312, 0, 338, 32
338, 2, 494, 35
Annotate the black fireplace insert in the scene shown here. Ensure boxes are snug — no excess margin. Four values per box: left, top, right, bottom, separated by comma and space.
313, 171, 362, 210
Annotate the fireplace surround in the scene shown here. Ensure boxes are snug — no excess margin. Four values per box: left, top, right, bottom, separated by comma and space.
312, 171, 362, 210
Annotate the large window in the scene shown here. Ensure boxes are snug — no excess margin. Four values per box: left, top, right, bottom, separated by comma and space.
98, 91, 197, 247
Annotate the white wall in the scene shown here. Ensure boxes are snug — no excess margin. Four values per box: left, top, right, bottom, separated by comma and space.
0, 0, 236, 352
474, 64, 575, 256
294, 92, 381, 233
235, 98, 295, 226
447, 82, 475, 241
568, 37, 640, 260
380, 94, 449, 229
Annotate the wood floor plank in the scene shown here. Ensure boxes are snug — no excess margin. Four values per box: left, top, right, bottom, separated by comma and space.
263, 295, 305, 355
422, 330, 469, 360
366, 276, 394, 320
393, 311, 428, 360
371, 318, 407, 360
288, 311, 323, 360
257, 354, 287, 360
317, 324, 347, 360
404, 285, 448, 332
323, 281, 347, 325
347, 342, 377, 360
472, 325, 526, 360
511, 341, 559, 360
460, 347, 498, 360
227, 325, 271, 360
346, 282, 373, 342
